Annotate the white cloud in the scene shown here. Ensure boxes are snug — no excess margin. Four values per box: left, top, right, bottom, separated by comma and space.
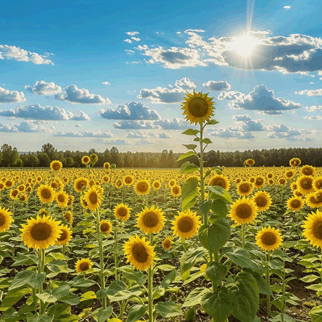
283, 6, 291, 9
203, 80, 231, 91
131, 37, 141, 42
211, 128, 255, 139
295, 89, 322, 96
217, 91, 246, 101
154, 118, 190, 130
98, 102, 161, 120
126, 31, 139, 36
125, 50, 136, 55
0, 45, 54, 65
305, 105, 322, 112
159, 133, 171, 138
24, 80, 62, 95
102, 81, 110, 86
304, 115, 322, 120
126, 130, 157, 138
113, 120, 158, 129
123, 39, 132, 44
53, 131, 114, 138
0, 86, 26, 103
135, 138, 154, 145
174, 78, 197, 90
0, 120, 51, 133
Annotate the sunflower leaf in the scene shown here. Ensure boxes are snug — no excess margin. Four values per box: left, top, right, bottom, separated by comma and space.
181, 129, 199, 136
177, 151, 197, 162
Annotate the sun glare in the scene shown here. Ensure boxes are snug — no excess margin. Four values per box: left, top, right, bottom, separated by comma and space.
228, 34, 258, 56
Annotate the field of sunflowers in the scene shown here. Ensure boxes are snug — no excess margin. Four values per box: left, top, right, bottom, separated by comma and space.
1, 90, 322, 322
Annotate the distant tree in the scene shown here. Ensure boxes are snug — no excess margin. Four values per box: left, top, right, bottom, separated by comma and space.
64, 157, 74, 167
41, 143, 57, 160
1, 144, 19, 167
29, 154, 39, 167
15, 158, 23, 167
37, 152, 51, 167
160, 150, 168, 167
166, 150, 176, 167
0, 150, 2, 166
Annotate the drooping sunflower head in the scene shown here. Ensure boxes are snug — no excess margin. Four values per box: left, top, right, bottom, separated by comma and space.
208, 175, 230, 191
20, 215, 61, 250
50, 160, 63, 172
10, 189, 19, 200
302, 210, 322, 249
162, 236, 172, 250
135, 180, 150, 196
153, 180, 161, 190
181, 89, 215, 125
171, 185, 181, 198
137, 205, 165, 234
237, 181, 253, 197
84, 187, 102, 211
90, 153, 98, 165
114, 204, 131, 222
38, 185, 55, 204
172, 209, 201, 239
256, 226, 282, 251
301, 165, 315, 177
123, 175, 134, 186
229, 197, 258, 225
74, 177, 89, 193
82, 156, 90, 165
287, 196, 304, 211
123, 234, 155, 271
296, 175, 314, 195
64, 211, 73, 224
75, 258, 93, 273
252, 191, 272, 212
290, 157, 301, 167
313, 177, 322, 191
56, 191, 69, 208
55, 225, 72, 246
0, 206, 13, 233
103, 162, 110, 170
100, 220, 112, 235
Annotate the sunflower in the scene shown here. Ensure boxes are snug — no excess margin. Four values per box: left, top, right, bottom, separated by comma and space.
114, 204, 131, 222
229, 198, 258, 225
208, 175, 230, 191
301, 165, 315, 177
67, 195, 74, 207
285, 170, 295, 180
168, 179, 176, 188
0, 183, 4, 191
123, 234, 155, 271
256, 226, 282, 251
172, 209, 201, 239
253, 176, 265, 189
10, 189, 19, 200
90, 153, 98, 165
293, 189, 304, 198
153, 180, 161, 190
123, 175, 134, 186
50, 160, 63, 172
134, 180, 150, 196
306, 192, 322, 208
200, 263, 207, 272
55, 225, 72, 246
290, 182, 297, 191
64, 211, 73, 224
102, 175, 110, 184
296, 175, 314, 196
278, 178, 287, 186
18, 193, 28, 203
75, 258, 93, 273
313, 177, 322, 191
18, 184, 25, 192
80, 197, 89, 210
252, 191, 272, 212
181, 89, 215, 125
103, 162, 110, 170
266, 173, 274, 179
4, 179, 14, 189
20, 215, 61, 250
162, 237, 172, 250
237, 181, 253, 197
56, 191, 69, 208
74, 177, 89, 193
38, 208, 48, 216
245, 159, 255, 166
290, 158, 301, 167
137, 206, 165, 234
302, 210, 322, 248
171, 185, 181, 198
115, 179, 123, 189
82, 156, 90, 165
38, 185, 55, 204
286, 196, 304, 211
0, 207, 13, 233
84, 187, 102, 211
100, 220, 112, 234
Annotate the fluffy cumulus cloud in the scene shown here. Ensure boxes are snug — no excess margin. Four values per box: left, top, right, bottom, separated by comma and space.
217, 91, 246, 101
133, 29, 322, 76
0, 86, 26, 103
0, 104, 90, 121
53, 131, 113, 138
159, 133, 171, 138
98, 102, 161, 120
305, 105, 322, 112
102, 81, 110, 86
228, 85, 301, 115
137, 77, 196, 104
203, 80, 231, 91
233, 115, 266, 131
0, 45, 54, 65
55, 85, 111, 105
135, 138, 154, 145
295, 89, 322, 96
104, 139, 127, 145
113, 120, 158, 130
127, 130, 157, 138
211, 127, 255, 139
24, 80, 62, 95
304, 115, 322, 120
0, 121, 51, 133
154, 118, 190, 130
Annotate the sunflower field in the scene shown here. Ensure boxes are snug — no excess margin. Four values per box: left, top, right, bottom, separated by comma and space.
1, 91, 322, 322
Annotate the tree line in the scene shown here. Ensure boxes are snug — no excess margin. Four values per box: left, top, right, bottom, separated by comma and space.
0, 143, 321, 168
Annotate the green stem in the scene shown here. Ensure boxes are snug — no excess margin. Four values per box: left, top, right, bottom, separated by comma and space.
114, 224, 119, 280
148, 233, 154, 322
281, 260, 286, 322
266, 251, 271, 316
38, 249, 45, 314
199, 122, 206, 226
96, 209, 107, 310
242, 224, 245, 248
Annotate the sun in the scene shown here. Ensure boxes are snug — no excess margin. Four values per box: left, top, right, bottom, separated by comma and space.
228, 34, 258, 56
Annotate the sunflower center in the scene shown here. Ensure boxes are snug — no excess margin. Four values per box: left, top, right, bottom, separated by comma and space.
256, 179, 263, 185
88, 192, 98, 204
287, 172, 292, 177
304, 169, 312, 175
41, 188, 52, 199
280, 179, 286, 184
291, 200, 301, 208
132, 244, 149, 263
58, 230, 68, 241
101, 223, 110, 232
268, 174, 273, 178
58, 194, 65, 202
300, 179, 313, 190
313, 222, 322, 239
65, 214, 72, 222
117, 207, 128, 217
236, 204, 252, 219
0, 213, 6, 226
256, 197, 267, 207
173, 187, 180, 194
240, 184, 250, 192
188, 97, 209, 117
125, 177, 132, 183
12, 190, 18, 197
138, 183, 148, 192
52, 163, 60, 171
177, 217, 194, 232
143, 212, 159, 228
154, 183, 160, 188
163, 240, 171, 248
30, 223, 52, 241
210, 178, 225, 188
261, 232, 277, 245
80, 262, 90, 271
316, 194, 322, 202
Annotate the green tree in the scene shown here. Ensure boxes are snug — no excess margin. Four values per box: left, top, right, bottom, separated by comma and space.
29, 154, 39, 167
41, 143, 57, 160
1, 144, 19, 167
15, 158, 23, 167
37, 152, 51, 167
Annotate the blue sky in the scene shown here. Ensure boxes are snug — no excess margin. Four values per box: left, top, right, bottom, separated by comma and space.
0, 0, 321, 153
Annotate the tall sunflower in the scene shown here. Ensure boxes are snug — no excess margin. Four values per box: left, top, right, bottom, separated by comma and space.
123, 175, 134, 186
302, 211, 322, 248
287, 196, 304, 211
181, 89, 215, 125
256, 226, 282, 251
172, 209, 201, 239
114, 204, 131, 222
20, 215, 61, 250
82, 156, 90, 165
301, 165, 315, 177
123, 234, 155, 271
134, 180, 150, 196
208, 175, 230, 191
100, 220, 112, 234
306, 192, 322, 208
229, 198, 258, 225
313, 177, 322, 191
75, 258, 93, 273
290, 158, 301, 167
38, 185, 55, 204
55, 225, 72, 246
0, 207, 13, 233
137, 206, 165, 234
74, 177, 89, 193
56, 191, 69, 208
84, 187, 102, 211
50, 160, 63, 172
103, 162, 110, 171
252, 191, 272, 212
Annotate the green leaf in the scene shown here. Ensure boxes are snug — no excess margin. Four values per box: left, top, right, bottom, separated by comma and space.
180, 247, 206, 280
202, 138, 212, 144
155, 301, 182, 318
182, 129, 199, 136
244, 269, 272, 296
0, 288, 32, 311
205, 262, 227, 288
27, 314, 54, 322
80, 291, 96, 302
229, 271, 259, 322
120, 268, 147, 286
72, 278, 96, 288
210, 199, 228, 217
52, 285, 70, 300
161, 269, 176, 289
126, 305, 148, 322
208, 185, 232, 203
59, 294, 80, 306
204, 166, 222, 178
47, 303, 70, 318
198, 217, 230, 253
181, 177, 199, 211
300, 274, 320, 283
108, 286, 142, 302
199, 200, 211, 216
9, 270, 46, 291
180, 161, 199, 174
12, 253, 38, 266
177, 151, 197, 162
92, 307, 113, 322
36, 291, 58, 304
206, 119, 219, 125
310, 305, 322, 322
201, 287, 232, 321
182, 197, 198, 212
182, 287, 209, 307
183, 144, 197, 150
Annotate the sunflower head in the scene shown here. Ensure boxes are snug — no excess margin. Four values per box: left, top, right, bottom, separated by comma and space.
10, 189, 19, 200
103, 162, 110, 170
208, 175, 230, 191
0, 206, 13, 233
137, 205, 165, 234
123, 175, 134, 186
254, 176, 265, 189
171, 185, 181, 198
181, 89, 215, 125
56, 225, 72, 246
74, 177, 89, 193
290, 158, 301, 167
50, 160, 63, 172
114, 204, 131, 222
82, 156, 90, 165
245, 159, 255, 167
115, 179, 123, 189
56, 191, 69, 208
252, 191, 272, 212
172, 209, 201, 239
100, 220, 112, 234
296, 175, 314, 195
313, 177, 322, 191
90, 153, 98, 165
64, 211, 73, 224
301, 165, 315, 177
230, 197, 258, 225
135, 180, 150, 196
162, 237, 172, 250
76, 258, 93, 273
152, 180, 161, 190
306, 192, 322, 208
38, 185, 55, 204
84, 186, 102, 211
302, 211, 322, 249
287, 196, 304, 211
237, 181, 254, 197
256, 226, 282, 251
